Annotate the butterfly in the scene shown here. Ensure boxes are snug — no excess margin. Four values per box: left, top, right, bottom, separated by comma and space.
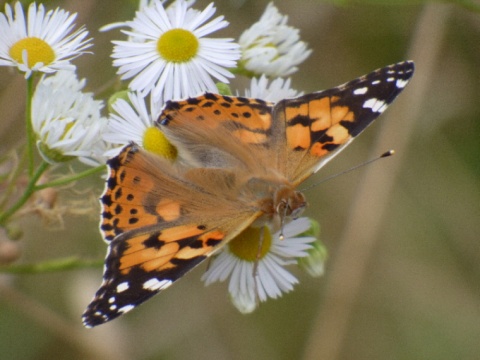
82, 61, 414, 327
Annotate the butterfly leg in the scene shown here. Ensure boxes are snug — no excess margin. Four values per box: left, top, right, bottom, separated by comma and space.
278, 205, 289, 241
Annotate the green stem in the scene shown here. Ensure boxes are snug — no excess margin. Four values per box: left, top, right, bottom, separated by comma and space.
34, 164, 106, 191
0, 256, 103, 274
0, 161, 49, 226
25, 75, 35, 177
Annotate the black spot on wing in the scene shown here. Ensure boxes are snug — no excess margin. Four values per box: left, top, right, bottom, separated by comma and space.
142, 232, 164, 249
288, 114, 311, 127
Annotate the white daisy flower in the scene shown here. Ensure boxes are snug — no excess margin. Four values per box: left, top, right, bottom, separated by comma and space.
32, 70, 106, 166
244, 75, 302, 102
110, 0, 240, 103
239, 2, 311, 77
103, 92, 177, 160
202, 217, 316, 313
0, 2, 92, 78
81, 134, 112, 167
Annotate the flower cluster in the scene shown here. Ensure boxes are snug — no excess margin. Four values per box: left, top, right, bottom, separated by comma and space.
239, 2, 311, 77
0, 0, 325, 313
0, 2, 92, 78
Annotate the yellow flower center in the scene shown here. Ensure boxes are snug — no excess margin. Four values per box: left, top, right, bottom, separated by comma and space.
143, 126, 177, 160
9, 37, 55, 67
228, 226, 272, 262
157, 28, 199, 63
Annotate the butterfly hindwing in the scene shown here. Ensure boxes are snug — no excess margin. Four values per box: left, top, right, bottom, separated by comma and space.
278, 61, 414, 184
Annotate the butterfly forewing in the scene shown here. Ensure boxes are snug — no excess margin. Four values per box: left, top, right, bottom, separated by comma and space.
280, 61, 414, 185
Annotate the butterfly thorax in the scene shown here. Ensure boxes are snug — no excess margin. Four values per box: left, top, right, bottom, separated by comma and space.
252, 183, 307, 232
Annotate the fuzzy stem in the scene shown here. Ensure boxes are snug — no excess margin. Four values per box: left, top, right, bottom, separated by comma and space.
0, 161, 49, 226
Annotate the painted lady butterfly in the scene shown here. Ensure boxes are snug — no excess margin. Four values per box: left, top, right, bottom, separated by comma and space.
83, 61, 414, 327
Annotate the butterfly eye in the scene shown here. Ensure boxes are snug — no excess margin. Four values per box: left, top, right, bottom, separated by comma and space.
275, 200, 287, 215
289, 191, 307, 219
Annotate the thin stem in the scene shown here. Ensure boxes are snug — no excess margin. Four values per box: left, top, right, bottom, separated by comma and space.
34, 164, 106, 191
25, 75, 35, 177
0, 256, 103, 274
0, 161, 49, 226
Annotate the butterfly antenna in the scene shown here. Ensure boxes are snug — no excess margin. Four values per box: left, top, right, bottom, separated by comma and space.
279, 205, 288, 240
253, 226, 267, 306
300, 150, 395, 193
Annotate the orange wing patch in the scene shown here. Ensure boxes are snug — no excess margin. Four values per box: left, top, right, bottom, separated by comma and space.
116, 224, 225, 275
284, 95, 356, 155
100, 145, 183, 241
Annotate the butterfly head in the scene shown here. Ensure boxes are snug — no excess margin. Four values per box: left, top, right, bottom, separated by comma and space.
271, 186, 307, 240
274, 186, 307, 220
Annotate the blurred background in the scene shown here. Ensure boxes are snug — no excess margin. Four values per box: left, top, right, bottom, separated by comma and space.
0, 0, 479, 359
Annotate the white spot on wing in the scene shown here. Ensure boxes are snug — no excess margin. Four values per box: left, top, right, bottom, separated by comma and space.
116, 282, 129, 293
143, 278, 173, 291
118, 305, 134, 314
363, 98, 386, 113
110, 305, 117, 310
376, 103, 387, 113
353, 87, 368, 95
387, 77, 395, 82
108, 297, 115, 304
396, 79, 408, 88
371, 80, 381, 85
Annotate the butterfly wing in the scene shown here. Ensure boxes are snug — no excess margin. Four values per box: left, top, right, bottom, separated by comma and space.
277, 61, 414, 185
83, 144, 262, 327
158, 62, 414, 186
158, 93, 288, 177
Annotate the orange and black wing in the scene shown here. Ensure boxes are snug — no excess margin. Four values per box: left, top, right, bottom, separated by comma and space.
277, 61, 414, 185
158, 93, 287, 177
83, 144, 260, 327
